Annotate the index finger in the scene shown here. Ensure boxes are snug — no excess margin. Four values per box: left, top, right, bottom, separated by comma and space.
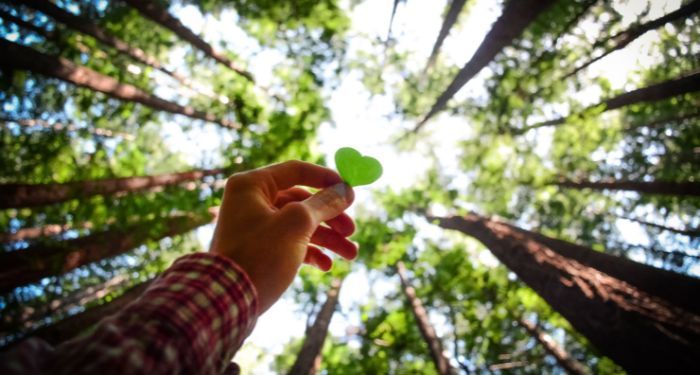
261, 160, 343, 193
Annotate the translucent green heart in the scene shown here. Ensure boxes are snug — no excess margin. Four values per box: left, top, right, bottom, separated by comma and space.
334, 147, 383, 187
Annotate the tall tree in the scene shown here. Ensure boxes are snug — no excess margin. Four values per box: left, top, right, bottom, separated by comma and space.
397, 261, 457, 375
0, 40, 240, 130
0, 211, 216, 293
562, 0, 700, 80
432, 213, 700, 373
424, 0, 467, 73
521, 70, 700, 133
1, 117, 134, 140
3, 274, 129, 332
288, 278, 343, 375
556, 178, 700, 198
1, 223, 78, 243
122, 0, 254, 82
614, 214, 700, 238
517, 318, 590, 375
413, 0, 557, 132
0, 167, 226, 209
0, 7, 57, 40
13, 0, 211, 97
4, 281, 151, 348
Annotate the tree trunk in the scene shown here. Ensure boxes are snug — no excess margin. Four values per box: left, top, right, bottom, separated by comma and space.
432, 213, 700, 373
0, 39, 239, 130
564, 0, 700, 80
523, 70, 700, 132
122, 0, 253, 82
1, 117, 134, 140
397, 261, 457, 375
0, 212, 216, 294
0, 167, 226, 209
0, 223, 74, 243
615, 215, 700, 238
414, 0, 556, 132
288, 278, 343, 375
555, 178, 700, 198
517, 318, 590, 375
386, 0, 402, 44
14, 0, 220, 101
2, 281, 152, 349
424, 0, 467, 73
624, 111, 700, 131
0, 8, 57, 40
2, 274, 129, 332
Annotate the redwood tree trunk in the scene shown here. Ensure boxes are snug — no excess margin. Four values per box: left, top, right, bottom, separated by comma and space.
288, 278, 343, 375
433, 213, 700, 373
0, 223, 74, 243
2, 281, 152, 349
1, 117, 134, 140
15, 0, 214, 99
615, 215, 700, 238
556, 178, 700, 198
524, 70, 700, 132
0, 167, 226, 209
0, 8, 57, 40
397, 261, 457, 375
2, 274, 129, 333
517, 318, 590, 375
414, 0, 556, 131
122, 0, 253, 82
0, 212, 215, 293
564, 0, 700, 79
424, 0, 467, 72
0, 39, 239, 130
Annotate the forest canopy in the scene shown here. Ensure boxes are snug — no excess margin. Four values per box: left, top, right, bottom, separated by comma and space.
1, 0, 699, 373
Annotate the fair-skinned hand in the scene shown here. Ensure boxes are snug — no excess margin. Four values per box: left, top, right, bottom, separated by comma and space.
209, 160, 356, 313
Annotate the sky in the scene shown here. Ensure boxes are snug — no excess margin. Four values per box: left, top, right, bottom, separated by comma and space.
143, 0, 685, 372
0, 0, 693, 368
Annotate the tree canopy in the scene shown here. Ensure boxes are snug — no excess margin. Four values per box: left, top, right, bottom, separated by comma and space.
1, 0, 698, 373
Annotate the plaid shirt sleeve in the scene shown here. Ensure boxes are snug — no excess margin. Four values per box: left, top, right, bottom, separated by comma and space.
1, 253, 259, 375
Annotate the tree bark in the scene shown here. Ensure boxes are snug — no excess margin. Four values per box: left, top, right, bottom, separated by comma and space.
384, 0, 404, 46
0, 167, 226, 209
0, 8, 57, 40
0, 223, 74, 243
288, 278, 343, 375
432, 213, 700, 373
615, 215, 700, 238
13, 0, 220, 101
0, 39, 239, 130
1, 117, 134, 140
523, 70, 700, 132
563, 0, 700, 80
397, 261, 457, 375
122, 0, 253, 82
2, 281, 152, 350
414, 0, 557, 132
424, 0, 468, 73
517, 318, 590, 375
555, 178, 700, 198
0, 212, 215, 294
2, 274, 129, 332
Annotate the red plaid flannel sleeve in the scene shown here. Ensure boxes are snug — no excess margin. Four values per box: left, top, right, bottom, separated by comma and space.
1, 253, 259, 374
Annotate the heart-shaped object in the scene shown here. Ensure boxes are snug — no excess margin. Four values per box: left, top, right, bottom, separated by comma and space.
334, 147, 383, 187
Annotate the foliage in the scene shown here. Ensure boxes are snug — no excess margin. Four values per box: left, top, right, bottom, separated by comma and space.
1, 0, 697, 373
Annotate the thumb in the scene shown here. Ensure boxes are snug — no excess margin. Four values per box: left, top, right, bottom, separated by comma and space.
302, 183, 354, 226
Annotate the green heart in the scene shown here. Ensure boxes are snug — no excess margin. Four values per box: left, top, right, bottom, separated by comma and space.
334, 147, 383, 187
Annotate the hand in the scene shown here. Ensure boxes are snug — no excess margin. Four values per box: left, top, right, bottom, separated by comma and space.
209, 160, 356, 313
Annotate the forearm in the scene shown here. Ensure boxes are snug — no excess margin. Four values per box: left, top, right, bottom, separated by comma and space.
1, 253, 258, 375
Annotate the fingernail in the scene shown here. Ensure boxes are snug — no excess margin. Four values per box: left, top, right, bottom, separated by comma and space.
331, 182, 349, 202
